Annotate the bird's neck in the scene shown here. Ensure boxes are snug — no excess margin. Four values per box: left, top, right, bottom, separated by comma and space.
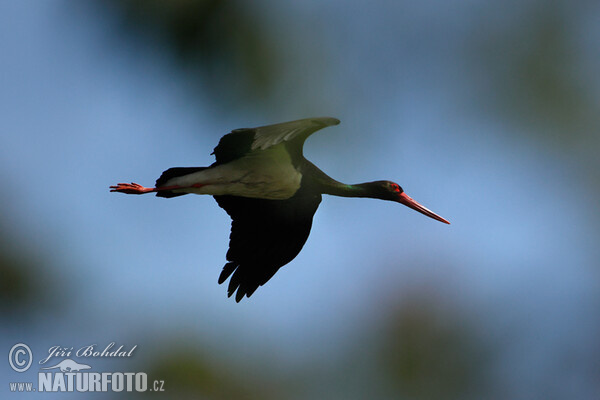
321, 182, 376, 198
302, 161, 375, 198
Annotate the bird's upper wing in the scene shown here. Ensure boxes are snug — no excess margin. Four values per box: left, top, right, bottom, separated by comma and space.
212, 117, 340, 165
214, 191, 322, 302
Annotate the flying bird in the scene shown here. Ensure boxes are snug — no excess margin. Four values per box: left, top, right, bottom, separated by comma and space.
110, 117, 449, 302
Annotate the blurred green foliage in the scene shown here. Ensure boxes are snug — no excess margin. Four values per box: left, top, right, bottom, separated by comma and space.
118, 294, 494, 399
378, 298, 491, 400
137, 350, 276, 399
101, 0, 280, 107
477, 4, 600, 146
0, 231, 60, 319
0, 250, 35, 313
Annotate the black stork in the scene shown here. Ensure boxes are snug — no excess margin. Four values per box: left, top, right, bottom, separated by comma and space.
110, 117, 449, 302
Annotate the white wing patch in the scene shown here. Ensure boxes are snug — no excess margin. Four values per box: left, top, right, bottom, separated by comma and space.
250, 117, 340, 151
168, 144, 303, 200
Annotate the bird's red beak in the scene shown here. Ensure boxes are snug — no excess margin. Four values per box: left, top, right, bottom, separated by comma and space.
397, 192, 450, 224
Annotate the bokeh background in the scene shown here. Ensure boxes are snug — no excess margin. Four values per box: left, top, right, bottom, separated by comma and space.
2, 1, 599, 398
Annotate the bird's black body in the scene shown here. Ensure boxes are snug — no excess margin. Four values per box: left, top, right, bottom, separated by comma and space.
155, 121, 329, 301
110, 117, 449, 302
214, 188, 321, 301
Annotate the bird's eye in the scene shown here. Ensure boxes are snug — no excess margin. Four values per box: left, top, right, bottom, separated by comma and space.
390, 183, 401, 192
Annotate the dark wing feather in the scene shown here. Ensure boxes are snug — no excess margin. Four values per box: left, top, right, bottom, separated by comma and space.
214, 191, 322, 302
211, 129, 255, 165
212, 117, 339, 165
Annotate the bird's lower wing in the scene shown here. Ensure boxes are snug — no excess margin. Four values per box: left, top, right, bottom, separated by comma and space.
214, 193, 321, 302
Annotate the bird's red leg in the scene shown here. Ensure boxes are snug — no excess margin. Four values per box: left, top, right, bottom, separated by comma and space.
110, 182, 158, 194
110, 182, 206, 194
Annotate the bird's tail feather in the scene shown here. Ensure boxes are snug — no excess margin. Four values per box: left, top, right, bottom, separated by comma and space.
155, 167, 207, 198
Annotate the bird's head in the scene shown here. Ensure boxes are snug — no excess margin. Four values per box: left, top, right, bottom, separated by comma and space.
365, 180, 450, 224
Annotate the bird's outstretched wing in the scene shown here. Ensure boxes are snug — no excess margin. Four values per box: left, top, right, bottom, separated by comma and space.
214, 191, 321, 302
212, 117, 340, 165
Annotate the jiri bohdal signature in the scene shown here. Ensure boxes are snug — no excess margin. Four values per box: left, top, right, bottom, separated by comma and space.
38, 343, 137, 365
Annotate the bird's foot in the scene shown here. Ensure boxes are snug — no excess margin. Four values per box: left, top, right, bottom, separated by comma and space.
110, 182, 155, 194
